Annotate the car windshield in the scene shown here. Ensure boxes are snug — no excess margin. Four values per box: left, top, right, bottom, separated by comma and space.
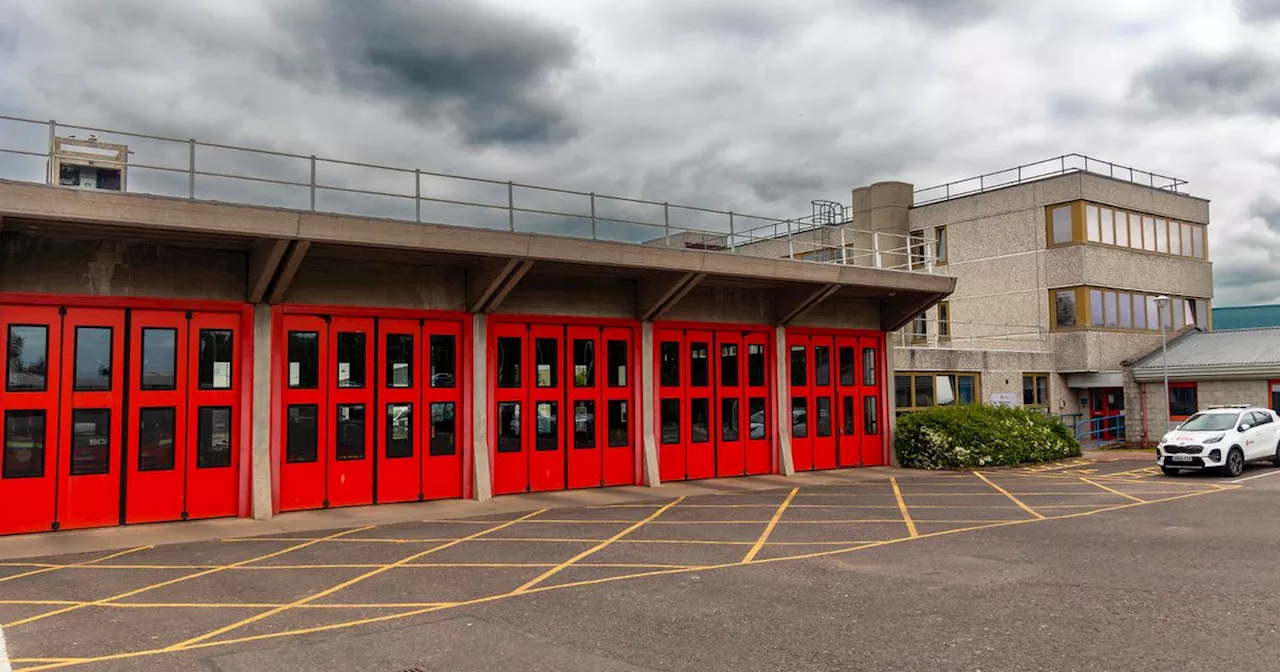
1177, 413, 1240, 432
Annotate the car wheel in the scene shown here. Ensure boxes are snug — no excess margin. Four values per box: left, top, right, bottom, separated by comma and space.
1223, 447, 1246, 478
1273, 440, 1280, 467
1160, 466, 1181, 477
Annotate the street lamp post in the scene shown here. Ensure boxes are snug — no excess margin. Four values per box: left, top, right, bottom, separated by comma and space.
1155, 295, 1171, 430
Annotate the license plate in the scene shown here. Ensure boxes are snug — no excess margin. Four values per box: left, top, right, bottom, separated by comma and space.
1171, 455, 1193, 462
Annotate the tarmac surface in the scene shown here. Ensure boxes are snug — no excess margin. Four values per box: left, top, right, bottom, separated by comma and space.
2, 455, 1277, 671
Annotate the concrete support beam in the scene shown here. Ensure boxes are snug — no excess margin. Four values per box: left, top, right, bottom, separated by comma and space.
884, 334, 900, 468
637, 272, 704, 322
251, 304, 274, 520
880, 291, 947, 332
246, 238, 290, 304
471, 314, 493, 501
468, 258, 533, 314
775, 283, 840, 326
265, 240, 310, 305
774, 325, 795, 476
640, 321, 661, 486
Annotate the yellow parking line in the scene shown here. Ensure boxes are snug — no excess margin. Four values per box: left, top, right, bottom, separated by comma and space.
891, 478, 919, 538
0, 546, 152, 584
1079, 477, 1146, 503
973, 472, 1045, 519
742, 488, 799, 563
513, 498, 685, 593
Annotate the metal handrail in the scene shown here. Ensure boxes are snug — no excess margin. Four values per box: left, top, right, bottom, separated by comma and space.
1076, 413, 1127, 445
913, 154, 1188, 206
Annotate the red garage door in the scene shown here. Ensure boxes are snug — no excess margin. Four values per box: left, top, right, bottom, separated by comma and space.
276, 307, 468, 513
656, 324, 773, 482
788, 328, 885, 471
490, 318, 638, 495
1, 296, 251, 536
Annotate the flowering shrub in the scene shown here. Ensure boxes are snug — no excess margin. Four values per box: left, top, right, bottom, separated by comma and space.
895, 405, 1081, 470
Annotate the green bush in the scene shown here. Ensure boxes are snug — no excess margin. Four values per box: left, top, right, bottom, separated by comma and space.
895, 404, 1081, 470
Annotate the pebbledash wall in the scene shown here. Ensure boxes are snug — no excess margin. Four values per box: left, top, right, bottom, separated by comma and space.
0, 167, 951, 535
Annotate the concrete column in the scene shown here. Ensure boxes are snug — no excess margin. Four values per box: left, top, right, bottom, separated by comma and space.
884, 334, 900, 467
251, 303, 273, 520
640, 321, 661, 486
470, 314, 493, 501
774, 325, 796, 476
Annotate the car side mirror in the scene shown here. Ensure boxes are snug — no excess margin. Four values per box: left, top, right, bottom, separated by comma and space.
1240, 423, 1252, 432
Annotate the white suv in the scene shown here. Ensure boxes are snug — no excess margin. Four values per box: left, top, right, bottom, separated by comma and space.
1157, 405, 1280, 477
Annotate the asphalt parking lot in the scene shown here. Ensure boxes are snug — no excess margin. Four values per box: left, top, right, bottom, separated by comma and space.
2, 455, 1277, 671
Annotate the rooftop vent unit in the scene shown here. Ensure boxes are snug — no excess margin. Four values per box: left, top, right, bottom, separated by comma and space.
50, 135, 128, 191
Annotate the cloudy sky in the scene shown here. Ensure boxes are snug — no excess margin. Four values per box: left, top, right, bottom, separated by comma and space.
1, 0, 1278, 304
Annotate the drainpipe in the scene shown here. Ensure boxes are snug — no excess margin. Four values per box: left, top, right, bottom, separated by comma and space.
1140, 384, 1148, 447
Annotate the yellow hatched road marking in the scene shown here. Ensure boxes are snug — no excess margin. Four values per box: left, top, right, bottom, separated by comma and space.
741, 488, 799, 563
1079, 477, 1146, 503
973, 472, 1045, 519
891, 478, 919, 538
0, 546, 152, 584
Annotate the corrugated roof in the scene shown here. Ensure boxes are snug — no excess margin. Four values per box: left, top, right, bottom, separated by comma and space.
1132, 327, 1280, 370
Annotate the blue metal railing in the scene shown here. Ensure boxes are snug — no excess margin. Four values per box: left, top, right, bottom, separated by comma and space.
1075, 414, 1127, 446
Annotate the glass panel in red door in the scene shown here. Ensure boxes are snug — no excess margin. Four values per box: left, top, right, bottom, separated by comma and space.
328, 317, 374, 508
424, 320, 463, 500
186, 312, 241, 519
602, 327, 635, 486
58, 308, 126, 530
685, 330, 715, 480
810, 336, 837, 470
835, 336, 860, 467
126, 311, 187, 524
528, 325, 565, 492
566, 326, 602, 489
859, 339, 884, 467
279, 315, 328, 512
376, 319, 421, 504
491, 323, 527, 495
656, 333, 685, 482
0, 307, 61, 535
715, 332, 745, 477
788, 336, 812, 471
743, 333, 771, 475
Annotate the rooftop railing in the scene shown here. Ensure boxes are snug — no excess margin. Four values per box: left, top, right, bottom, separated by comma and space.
0, 114, 937, 274
912, 154, 1188, 206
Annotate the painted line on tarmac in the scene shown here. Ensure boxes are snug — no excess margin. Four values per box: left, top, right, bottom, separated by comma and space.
1222, 469, 1280, 483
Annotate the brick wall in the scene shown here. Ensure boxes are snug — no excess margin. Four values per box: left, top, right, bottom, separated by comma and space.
1124, 376, 1269, 445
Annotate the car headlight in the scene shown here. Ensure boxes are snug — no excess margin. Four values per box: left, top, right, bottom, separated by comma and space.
1202, 434, 1225, 444
1160, 432, 1174, 444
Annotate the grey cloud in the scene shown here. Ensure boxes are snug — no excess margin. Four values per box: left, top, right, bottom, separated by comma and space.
859, 0, 998, 26
270, 0, 581, 147
1251, 197, 1280, 235
1132, 49, 1280, 116
1238, 0, 1280, 22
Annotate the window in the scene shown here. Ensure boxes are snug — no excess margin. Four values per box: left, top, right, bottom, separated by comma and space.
140, 328, 177, 390
74, 327, 113, 391
722, 398, 740, 441
864, 396, 879, 435
1169, 383, 1198, 420
7, 325, 49, 392
573, 339, 595, 387
535, 339, 557, 388
863, 348, 877, 387
842, 396, 855, 435
660, 342, 680, 387
497, 337, 521, 388
790, 345, 807, 386
197, 406, 233, 468
608, 400, 629, 447
497, 402, 521, 453
721, 343, 739, 387
1044, 201, 1206, 260
336, 333, 366, 388
839, 347, 855, 386
1055, 290, 1077, 328
535, 402, 558, 451
912, 313, 927, 342
430, 402, 456, 455
335, 404, 366, 460
690, 343, 709, 388
791, 397, 808, 438
1023, 374, 1049, 408
4, 410, 46, 479
747, 344, 766, 387
607, 341, 628, 387
1118, 292, 1133, 329
288, 331, 319, 389
938, 302, 951, 340
386, 334, 414, 389
815, 397, 832, 437
690, 398, 710, 443
749, 398, 767, 440
1104, 291, 1119, 328
386, 404, 413, 459
137, 407, 176, 471
430, 335, 456, 388
70, 409, 111, 475
1051, 205, 1073, 245
895, 372, 980, 412
660, 399, 681, 444
574, 400, 595, 449
199, 330, 234, 390
286, 404, 318, 463
909, 229, 926, 268
935, 226, 948, 265
814, 346, 830, 386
